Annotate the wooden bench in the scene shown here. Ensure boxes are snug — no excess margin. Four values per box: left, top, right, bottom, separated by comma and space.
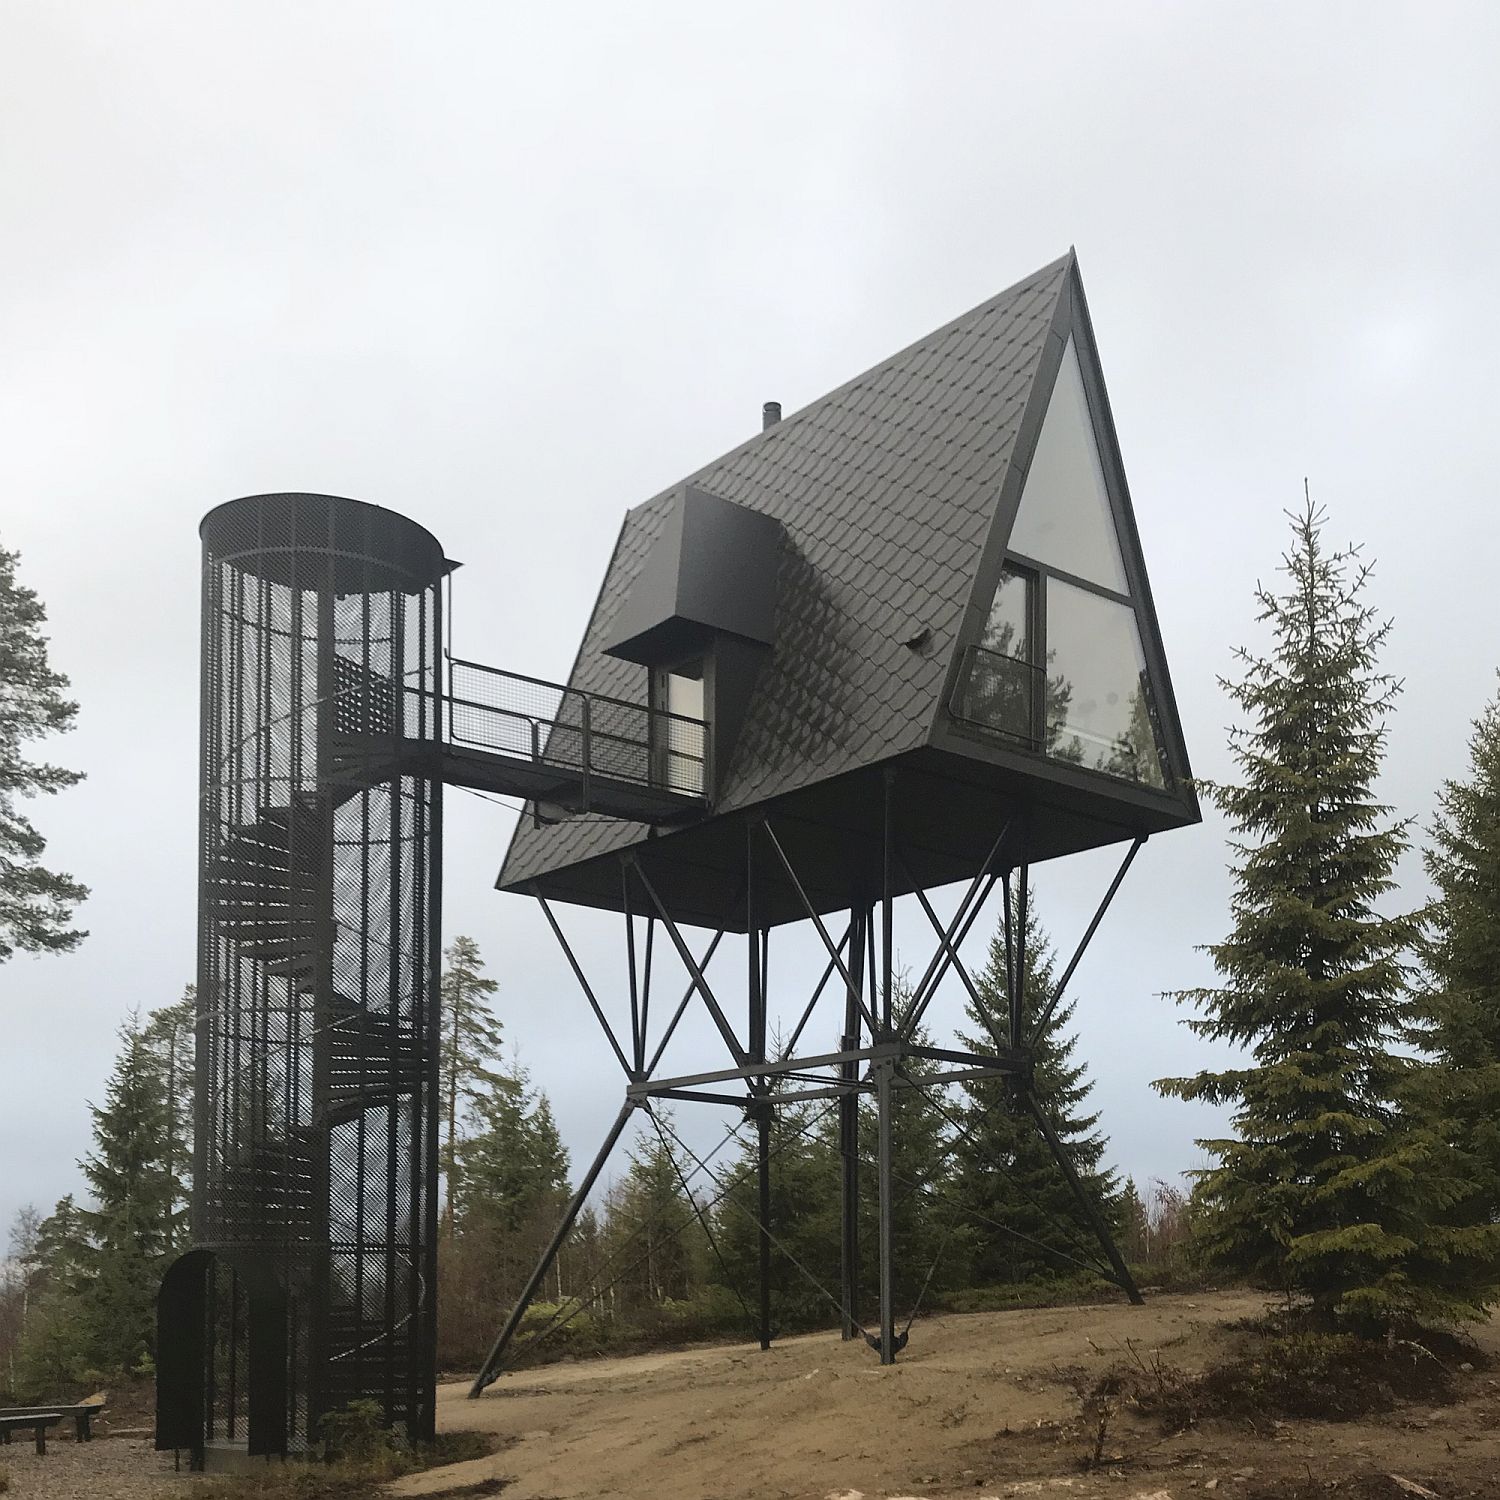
0, 1411, 63, 1455
0, 1398, 104, 1444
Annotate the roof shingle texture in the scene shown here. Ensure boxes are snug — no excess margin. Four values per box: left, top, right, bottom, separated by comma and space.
500, 254, 1070, 889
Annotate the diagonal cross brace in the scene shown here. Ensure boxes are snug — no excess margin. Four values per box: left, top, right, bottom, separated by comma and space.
760, 820, 882, 1038
1028, 836, 1144, 1046
629, 856, 748, 1066
533, 888, 634, 1078
896, 851, 1009, 1057
897, 817, 1012, 1041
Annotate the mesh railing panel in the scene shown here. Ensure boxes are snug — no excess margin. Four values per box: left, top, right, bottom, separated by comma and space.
446, 658, 708, 797
950, 643, 1044, 745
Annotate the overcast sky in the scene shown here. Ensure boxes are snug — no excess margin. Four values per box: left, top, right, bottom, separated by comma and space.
4, 2, 1498, 1247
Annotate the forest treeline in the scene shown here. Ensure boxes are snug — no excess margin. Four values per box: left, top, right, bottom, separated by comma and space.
2, 498, 1499, 1396
0, 916, 1188, 1391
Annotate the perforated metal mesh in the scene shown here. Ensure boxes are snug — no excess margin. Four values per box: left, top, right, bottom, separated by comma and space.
197, 494, 443, 1450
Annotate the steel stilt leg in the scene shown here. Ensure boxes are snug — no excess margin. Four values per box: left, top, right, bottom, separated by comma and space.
1023, 1091, 1144, 1305
756, 1100, 772, 1350
875, 1058, 896, 1364
839, 910, 866, 1340
468, 1102, 636, 1395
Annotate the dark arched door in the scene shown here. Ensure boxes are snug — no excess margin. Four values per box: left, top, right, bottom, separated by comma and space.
156, 1249, 289, 1469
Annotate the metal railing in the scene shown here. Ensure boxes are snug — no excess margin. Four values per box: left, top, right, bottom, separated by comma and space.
443, 657, 710, 800
949, 643, 1045, 747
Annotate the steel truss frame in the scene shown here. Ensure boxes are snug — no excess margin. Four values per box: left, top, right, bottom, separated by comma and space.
469, 784, 1146, 1396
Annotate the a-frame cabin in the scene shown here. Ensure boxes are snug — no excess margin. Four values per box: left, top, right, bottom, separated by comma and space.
498, 250, 1198, 928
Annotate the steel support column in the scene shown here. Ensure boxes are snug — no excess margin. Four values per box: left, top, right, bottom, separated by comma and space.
756, 1102, 772, 1350
873, 1056, 897, 1364
839, 905, 867, 1340
747, 826, 772, 1352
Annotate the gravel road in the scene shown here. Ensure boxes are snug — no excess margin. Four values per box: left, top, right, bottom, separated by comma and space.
0, 1437, 188, 1499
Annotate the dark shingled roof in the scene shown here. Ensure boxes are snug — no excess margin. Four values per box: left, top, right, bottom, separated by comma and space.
499, 252, 1075, 895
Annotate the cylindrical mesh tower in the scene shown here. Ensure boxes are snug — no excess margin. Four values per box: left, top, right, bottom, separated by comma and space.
190, 493, 445, 1454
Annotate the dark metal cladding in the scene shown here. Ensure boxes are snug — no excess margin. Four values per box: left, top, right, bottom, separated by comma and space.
602, 484, 784, 664
159, 492, 444, 1461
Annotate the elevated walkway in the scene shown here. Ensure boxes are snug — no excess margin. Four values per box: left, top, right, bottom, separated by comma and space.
326, 656, 709, 823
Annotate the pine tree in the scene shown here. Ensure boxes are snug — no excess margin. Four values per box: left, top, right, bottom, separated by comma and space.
77, 1011, 177, 1371
1407, 686, 1500, 1292
950, 903, 1118, 1286
0, 541, 87, 960
439, 935, 506, 1237
1155, 499, 1473, 1330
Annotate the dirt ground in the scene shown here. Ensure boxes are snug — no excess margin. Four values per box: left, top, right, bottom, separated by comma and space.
387, 1290, 1500, 1500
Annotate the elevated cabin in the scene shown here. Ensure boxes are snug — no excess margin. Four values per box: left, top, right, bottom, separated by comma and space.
498, 251, 1198, 930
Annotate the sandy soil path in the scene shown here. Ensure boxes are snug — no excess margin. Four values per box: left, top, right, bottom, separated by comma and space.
387, 1290, 1292, 1499
389, 1289, 1500, 1500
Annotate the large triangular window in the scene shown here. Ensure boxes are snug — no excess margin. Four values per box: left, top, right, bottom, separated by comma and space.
1007, 338, 1128, 592
956, 337, 1170, 790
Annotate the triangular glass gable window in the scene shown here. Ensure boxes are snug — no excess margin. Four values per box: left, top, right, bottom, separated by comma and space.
956, 335, 1171, 791
1005, 337, 1128, 594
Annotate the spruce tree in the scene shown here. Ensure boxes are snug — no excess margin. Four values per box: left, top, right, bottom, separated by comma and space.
28, 1196, 90, 1295
439, 935, 506, 1236
858, 1025, 961, 1315
1407, 687, 1500, 1290
1118, 1178, 1148, 1266
604, 1116, 706, 1307
77, 1011, 177, 1371
144, 986, 196, 1248
950, 903, 1118, 1285
438, 1061, 572, 1362
1155, 500, 1470, 1330
451, 1066, 570, 1235
0, 541, 87, 960
711, 1099, 841, 1332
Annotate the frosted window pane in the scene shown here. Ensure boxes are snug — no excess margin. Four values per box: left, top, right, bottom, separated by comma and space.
664, 667, 705, 793
1044, 579, 1165, 788
1007, 339, 1129, 594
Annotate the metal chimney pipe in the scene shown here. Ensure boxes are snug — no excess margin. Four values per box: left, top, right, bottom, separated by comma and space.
762, 401, 781, 430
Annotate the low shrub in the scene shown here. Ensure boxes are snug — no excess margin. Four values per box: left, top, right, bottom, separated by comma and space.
941, 1271, 1118, 1315
1199, 1329, 1459, 1422
1076, 1321, 1475, 1456
185, 1422, 493, 1500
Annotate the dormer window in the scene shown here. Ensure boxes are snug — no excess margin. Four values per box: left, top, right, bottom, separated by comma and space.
602, 485, 783, 801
